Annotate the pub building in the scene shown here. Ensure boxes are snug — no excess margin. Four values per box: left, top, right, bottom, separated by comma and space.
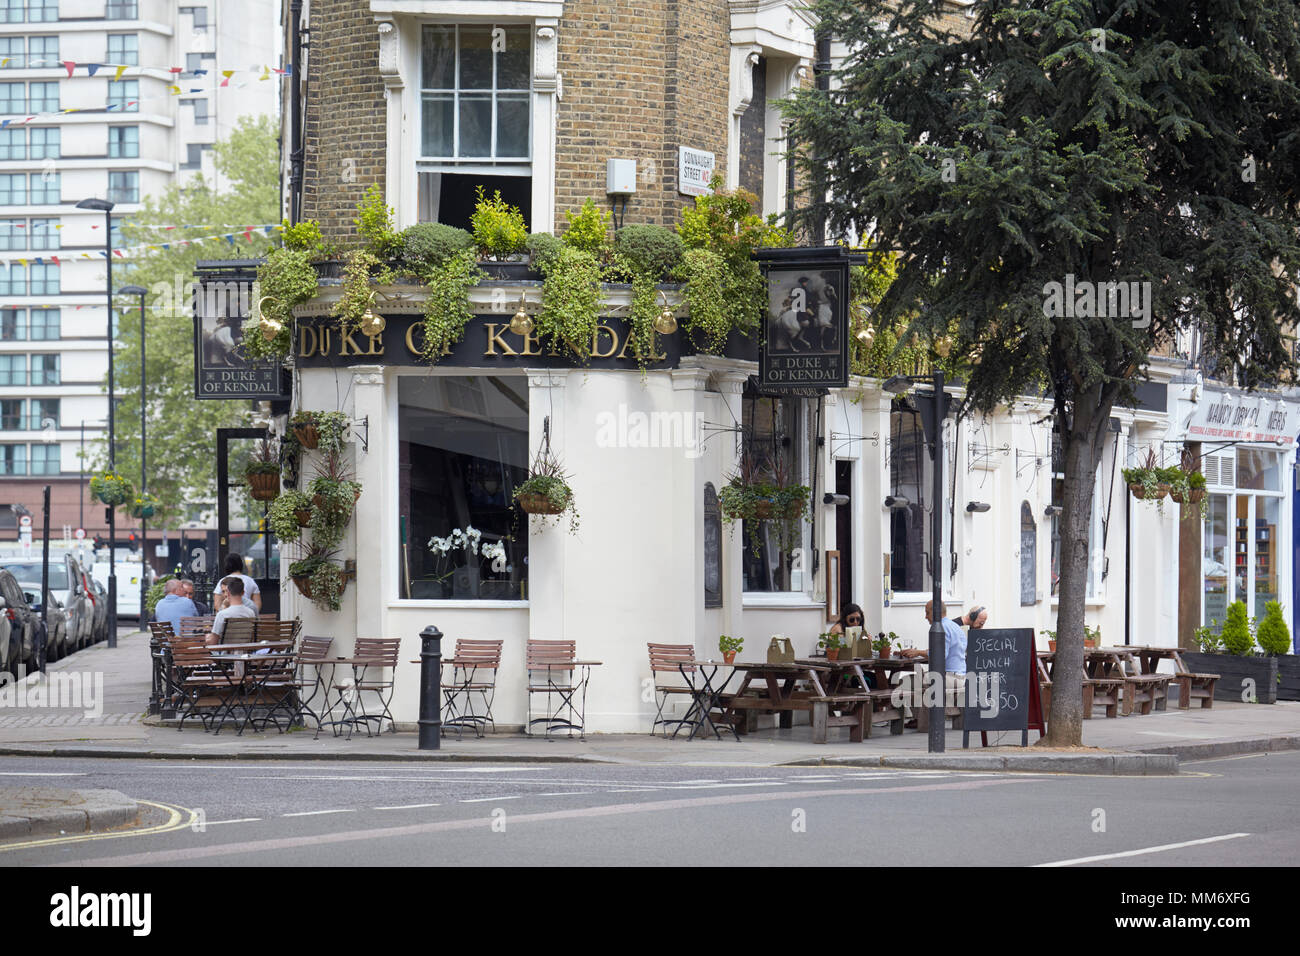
220, 0, 1298, 733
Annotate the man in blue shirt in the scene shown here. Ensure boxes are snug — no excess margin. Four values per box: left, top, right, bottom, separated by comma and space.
897, 599, 967, 723
154, 579, 198, 635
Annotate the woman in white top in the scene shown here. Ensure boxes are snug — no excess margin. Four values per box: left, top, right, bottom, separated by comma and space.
214, 552, 262, 613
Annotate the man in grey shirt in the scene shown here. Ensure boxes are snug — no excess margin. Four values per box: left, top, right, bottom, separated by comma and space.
206, 576, 258, 645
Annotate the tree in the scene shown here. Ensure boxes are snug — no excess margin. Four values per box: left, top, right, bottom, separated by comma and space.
784, 0, 1300, 743
91, 115, 281, 527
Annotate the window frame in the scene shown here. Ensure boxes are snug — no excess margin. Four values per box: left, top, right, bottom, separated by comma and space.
0, 442, 27, 476
29, 170, 58, 205
107, 169, 139, 204
739, 391, 814, 598
107, 78, 139, 112
108, 124, 139, 158
29, 352, 59, 385
107, 33, 139, 67
29, 125, 57, 159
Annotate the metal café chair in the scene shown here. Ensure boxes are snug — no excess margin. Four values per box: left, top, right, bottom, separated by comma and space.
442, 639, 503, 738
526, 640, 597, 740
346, 638, 401, 736
647, 643, 699, 737
296, 636, 334, 737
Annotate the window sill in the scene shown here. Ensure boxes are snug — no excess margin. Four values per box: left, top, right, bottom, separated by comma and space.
741, 593, 818, 610
388, 599, 529, 610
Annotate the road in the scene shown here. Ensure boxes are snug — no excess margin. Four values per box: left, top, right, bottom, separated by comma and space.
2, 751, 1298, 867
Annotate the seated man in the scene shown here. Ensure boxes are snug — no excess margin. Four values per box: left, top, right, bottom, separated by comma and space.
951, 605, 988, 630
205, 576, 258, 646
896, 599, 968, 718
154, 579, 198, 635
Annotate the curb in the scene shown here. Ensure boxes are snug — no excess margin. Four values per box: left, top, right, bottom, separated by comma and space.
0, 745, 616, 764
1128, 734, 1300, 762
0, 788, 139, 839
781, 752, 1181, 775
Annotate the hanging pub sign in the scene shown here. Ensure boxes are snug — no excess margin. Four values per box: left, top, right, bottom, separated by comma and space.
756, 247, 850, 392
192, 260, 290, 400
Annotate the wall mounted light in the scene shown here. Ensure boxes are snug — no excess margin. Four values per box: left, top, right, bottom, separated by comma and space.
1043, 504, 1063, 517
509, 291, 534, 337
884, 495, 911, 509
654, 289, 677, 335
359, 292, 386, 338
965, 501, 991, 513
856, 324, 875, 349
257, 295, 283, 342
823, 493, 849, 506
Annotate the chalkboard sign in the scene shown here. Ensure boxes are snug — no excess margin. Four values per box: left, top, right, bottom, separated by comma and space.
1019, 501, 1036, 606
962, 627, 1035, 743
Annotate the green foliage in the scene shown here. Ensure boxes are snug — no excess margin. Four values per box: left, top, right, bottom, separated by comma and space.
675, 248, 730, 353
419, 250, 485, 364
268, 489, 313, 541
247, 246, 318, 361
143, 573, 174, 617
288, 547, 346, 613
614, 224, 684, 280
400, 222, 475, 272
526, 232, 563, 274
1188, 472, 1207, 491
353, 183, 401, 259
514, 446, 579, 534
129, 491, 160, 518
1221, 601, 1256, 656
471, 187, 528, 259
243, 438, 280, 477
280, 218, 323, 254
98, 114, 280, 525
332, 249, 393, 335
290, 410, 351, 454
818, 631, 845, 651
90, 472, 133, 506
1256, 601, 1291, 655
677, 175, 792, 269
718, 634, 743, 654
1194, 621, 1224, 653
562, 198, 611, 255
717, 477, 811, 556
536, 245, 602, 362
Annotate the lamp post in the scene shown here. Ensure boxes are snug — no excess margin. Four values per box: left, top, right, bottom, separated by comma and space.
77, 197, 117, 647
883, 369, 951, 753
120, 285, 148, 630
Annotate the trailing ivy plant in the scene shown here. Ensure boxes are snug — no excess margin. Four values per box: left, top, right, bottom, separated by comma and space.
536, 245, 602, 362
419, 249, 486, 364
268, 489, 314, 541
246, 246, 318, 361
332, 249, 393, 336
513, 444, 580, 534
717, 478, 811, 556
675, 248, 730, 353
308, 451, 361, 552
288, 546, 346, 613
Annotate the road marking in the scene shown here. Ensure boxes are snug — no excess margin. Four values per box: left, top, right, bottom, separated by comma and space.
282, 809, 355, 817
1183, 752, 1267, 764
534, 792, 593, 797
605, 788, 659, 793
203, 818, 262, 827
460, 795, 524, 803
0, 799, 194, 853
1034, 833, 1251, 867
69, 778, 1030, 866
0, 772, 88, 776
373, 803, 442, 810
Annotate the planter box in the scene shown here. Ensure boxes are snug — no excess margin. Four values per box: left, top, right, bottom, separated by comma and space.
1182, 651, 1279, 704
479, 261, 541, 281
1276, 654, 1300, 701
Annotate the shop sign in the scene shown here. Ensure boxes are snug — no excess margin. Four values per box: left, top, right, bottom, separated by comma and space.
192, 276, 289, 400
678, 146, 715, 196
1186, 391, 1294, 446
756, 247, 850, 391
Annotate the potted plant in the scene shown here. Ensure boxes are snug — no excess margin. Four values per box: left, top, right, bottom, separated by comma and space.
873, 631, 898, 659
717, 453, 812, 555
818, 631, 845, 661
718, 634, 743, 664
288, 547, 348, 612
289, 410, 350, 452
513, 444, 579, 534
129, 491, 159, 519
309, 451, 362, 518
243, 439, 281, 501
1121, 448, 1165, 501
471, 186, 530, 277
268, 489, 314, 540
1183, 600, 1280, 704
90, 472, 133, 506
1084, 624, 1101, 648
1040, 628, 1057, 653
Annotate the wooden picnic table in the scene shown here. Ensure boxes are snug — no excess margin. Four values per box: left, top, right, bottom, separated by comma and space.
722, 661, 832, 734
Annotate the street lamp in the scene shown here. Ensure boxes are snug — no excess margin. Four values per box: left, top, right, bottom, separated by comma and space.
883, 369, 951, 753
120, 284, 148, 631
77, 196, 117, 647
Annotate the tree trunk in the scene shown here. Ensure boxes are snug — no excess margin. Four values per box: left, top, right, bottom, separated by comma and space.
1043, 384, 1114, 746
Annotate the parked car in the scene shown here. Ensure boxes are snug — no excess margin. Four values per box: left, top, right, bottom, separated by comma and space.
3, 557, 93, 656
0, 568, 44, 672
87, 571, 108, 643
0, 594, 12, 675
24, 587, 67, 663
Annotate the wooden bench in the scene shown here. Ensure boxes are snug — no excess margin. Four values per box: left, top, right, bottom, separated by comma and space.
1083, 678, 1124, 718
1173, 672, 1219, 709
1122, 673, 1172, 715
810, 690, 905, 743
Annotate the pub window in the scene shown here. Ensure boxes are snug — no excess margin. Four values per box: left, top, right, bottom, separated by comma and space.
398, 375, 529, 601
740, 389, 809, 593
417, 23, 532, 230
887, 397, 952, 595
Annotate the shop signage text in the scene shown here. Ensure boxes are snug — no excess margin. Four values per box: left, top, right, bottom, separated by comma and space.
192, 276, 287, 399
679, 146, 716, 197
757, 249, 851, 391
1186, 392, 1295, 446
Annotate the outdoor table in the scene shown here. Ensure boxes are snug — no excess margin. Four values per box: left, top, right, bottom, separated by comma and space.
722, 661, 832, 734
205, 649, 299, 736
320, 656, 388, 739
1119, 645, 1184, 676
673, 660, 737, 741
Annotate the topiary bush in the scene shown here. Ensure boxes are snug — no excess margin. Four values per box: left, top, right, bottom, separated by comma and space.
354, 183, 402, 260
526, 232, 563, 274
471, 187, 528, 259
400, 223, 475, 272
1256, 600, 1292, 655
561, 198, 611, 255
1220, 600, 1255, 656
614, 224, 683, 280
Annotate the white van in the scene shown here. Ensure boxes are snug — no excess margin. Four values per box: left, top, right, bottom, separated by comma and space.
91, 556, 155, 620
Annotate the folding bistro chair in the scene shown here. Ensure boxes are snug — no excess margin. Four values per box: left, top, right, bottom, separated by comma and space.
219, 617, 257, 646
170, 640, 230, 732
255, 619, 302, 643
296, 636, 334, 737
178, 615, 214, 642
647, 643, 699, 736
346, 638, 401, 736
526, 640, 592, 739
442, 639, 503, 738
240, 648, 302, 734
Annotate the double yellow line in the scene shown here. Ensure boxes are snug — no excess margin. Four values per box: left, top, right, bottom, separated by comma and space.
0, 800, 197, 853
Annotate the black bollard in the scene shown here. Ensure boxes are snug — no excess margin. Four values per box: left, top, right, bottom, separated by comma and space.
418, 625, 443, 750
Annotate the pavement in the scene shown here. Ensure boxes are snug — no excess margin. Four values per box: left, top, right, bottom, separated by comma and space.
0, 786, 138, 839
2, 631, 1299, 838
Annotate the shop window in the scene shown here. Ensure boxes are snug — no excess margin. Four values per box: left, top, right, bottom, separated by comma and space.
398, 376, 529, 601
740, 390, 808, 593
1236, 448, 1281, 491
887, 398, 952, 595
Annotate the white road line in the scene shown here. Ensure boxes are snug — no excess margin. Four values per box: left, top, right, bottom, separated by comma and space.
202, 818, 262, 826
460, 795, 524, 803
1035, 833, 1251, 867
373, 803, 442, 810
533, 792, 592, 797
605, 788, 660, 793
281, 809, 356, 817
0, 771, 88, 776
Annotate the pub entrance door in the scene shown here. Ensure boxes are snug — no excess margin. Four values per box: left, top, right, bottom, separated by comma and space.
216, 427, 281, 616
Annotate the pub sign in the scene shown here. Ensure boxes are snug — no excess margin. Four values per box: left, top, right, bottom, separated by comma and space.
756, 247, 850, 391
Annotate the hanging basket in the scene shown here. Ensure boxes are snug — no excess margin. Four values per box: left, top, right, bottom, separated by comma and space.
1170, 487, 1207, 504
293, 425, 320, 450
1128, 482, 1167, 501
753, 498, 803, 520
291, 575, 314, 599
248, 472, 280, 501
518, 491, 566, 515
130, 503, 156, 519
294, 508, 313, 528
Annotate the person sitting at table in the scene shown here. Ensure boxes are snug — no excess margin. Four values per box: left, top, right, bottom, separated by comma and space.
206, 576, 258, 646
154, 579, 197, 636
951, 605, 988, 630
897, 599, 967, 721
829, 603, 873, 686
213, 553, 262, 614
180, 578, 209, 616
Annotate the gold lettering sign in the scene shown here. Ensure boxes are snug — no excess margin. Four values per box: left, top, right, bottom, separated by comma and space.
591, 324, 618, 358
483, 323, 518, 356
338, 327, 365, 356
299, 325, 318, 358
405, 322, 424, 356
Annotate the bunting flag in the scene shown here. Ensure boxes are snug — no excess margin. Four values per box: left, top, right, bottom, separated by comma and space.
0, 224, 281, 267
220, 70, 235, 87
63, 60, 76, 78
114, 64, 128, 81
87, 63, 101, 76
